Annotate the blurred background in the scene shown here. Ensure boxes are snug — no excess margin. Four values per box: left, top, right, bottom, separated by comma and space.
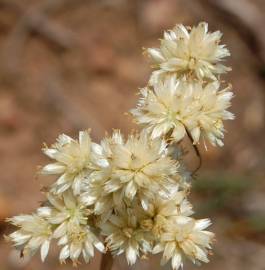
0, 0, 265, 269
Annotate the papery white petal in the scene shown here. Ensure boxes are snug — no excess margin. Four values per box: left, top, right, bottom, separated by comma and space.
40, 240, 50, 262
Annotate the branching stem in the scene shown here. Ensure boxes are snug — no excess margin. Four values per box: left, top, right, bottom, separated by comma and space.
184, 126, 202, 176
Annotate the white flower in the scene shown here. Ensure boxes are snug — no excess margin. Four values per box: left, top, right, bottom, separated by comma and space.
58, 223, 105, 265
131, 77, 234, 146
41, 130, 109, 195
146, 22, 230, 84
6, 214, 52, 262
103, 131, 178, 207
43, 191, 105, 265
100, 208, 153, 265
153, 217, 214, 270
141, 191, 193, 237
44, 190, 90, 226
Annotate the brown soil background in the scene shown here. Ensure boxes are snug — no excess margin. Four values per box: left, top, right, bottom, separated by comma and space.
0, 0, 265, 269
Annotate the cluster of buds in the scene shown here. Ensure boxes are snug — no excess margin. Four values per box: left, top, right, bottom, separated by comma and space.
6, 22, 234, 270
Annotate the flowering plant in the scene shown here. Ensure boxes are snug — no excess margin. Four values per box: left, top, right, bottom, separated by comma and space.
6, 22, 234, 270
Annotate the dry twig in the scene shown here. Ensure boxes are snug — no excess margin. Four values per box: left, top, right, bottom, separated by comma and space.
184, 126, 202, 177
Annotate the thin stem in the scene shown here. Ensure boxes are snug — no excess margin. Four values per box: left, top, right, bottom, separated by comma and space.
184, 127, 202, 176
164, 126, 202, 176
100, 252, 114, 270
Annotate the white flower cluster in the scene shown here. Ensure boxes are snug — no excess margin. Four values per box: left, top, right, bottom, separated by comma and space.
146, 22, 230, 84
131, 79, 234, 146
134, 22, 234, 147
6, 22, 234, 270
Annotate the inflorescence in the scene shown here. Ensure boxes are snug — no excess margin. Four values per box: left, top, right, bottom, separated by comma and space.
6, 22, 234, 270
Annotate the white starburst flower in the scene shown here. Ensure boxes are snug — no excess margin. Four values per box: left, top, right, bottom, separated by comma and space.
41, 130, 109, 195
141, 191, 193, 237
43, 190, 90, 227
6, 214, 52, 262
40, 191, 105, 265
100, 208, 153, 265
153, 216, 214, 270
103, 131, 178, 208
131, 77, 234, 147
58, 223, 105, 265
146, 22, 231, 84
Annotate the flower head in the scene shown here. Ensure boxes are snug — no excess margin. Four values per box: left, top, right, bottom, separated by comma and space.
140, 190, 193, 238
41, 130, 109, 195
131, 77, 234, 146
153, 217, 214, 270
146, 22, 230, 84
6, 214, 52, 262
101, 207, 153, 265
43, 191, 105, 265
58, 223, 105, 265
103, 131, 178, 207
43, 190, 90, 227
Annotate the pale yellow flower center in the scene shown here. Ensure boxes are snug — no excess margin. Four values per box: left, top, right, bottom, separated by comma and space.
123, 227, 134, 238
68, 207, 88, 225
166, 109, 179, 122
153, 215, 167, 236
68, 229, 86, 243
140, 219, 154, 231
188, 57, 197, 69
